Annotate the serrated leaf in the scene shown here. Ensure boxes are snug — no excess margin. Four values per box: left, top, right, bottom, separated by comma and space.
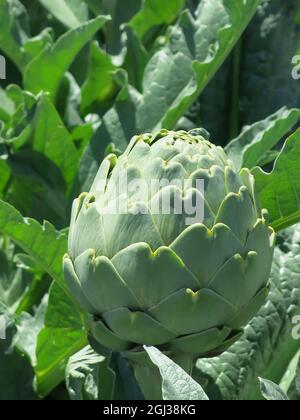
0, 199, 67, 287
35, 282, 87, 397
0, 247, 32, 313
66, 346, 115, 400
0, 317, 36, 400
253, 128, 300, 232
15, 295, 47, 366
36, 327, 86, 397
137, 0, 261, 132
195, 235, 300, 401
226, 108, 300, 170
24, 16, 110, 99
144, 346, 209, 401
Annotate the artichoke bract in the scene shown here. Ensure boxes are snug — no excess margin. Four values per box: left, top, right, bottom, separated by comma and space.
64, 129, 275, 358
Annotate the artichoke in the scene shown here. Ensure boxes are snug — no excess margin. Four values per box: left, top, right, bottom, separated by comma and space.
64, 129, 275, 359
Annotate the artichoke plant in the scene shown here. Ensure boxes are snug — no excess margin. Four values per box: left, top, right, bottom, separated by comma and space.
64, 129, 275, 371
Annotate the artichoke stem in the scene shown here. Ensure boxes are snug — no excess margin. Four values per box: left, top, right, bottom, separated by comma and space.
133, 363, 164, 400
172, 352, 196, 377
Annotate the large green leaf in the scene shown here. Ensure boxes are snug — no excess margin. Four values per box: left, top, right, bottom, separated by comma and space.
0, 0, 53, 72
28, 94, 79, 191
24, 16, 110, 99
137, 0, 261, 132
0, 92, 79, 228
239, 0, 300, 127
122, 27, 149, 92
81, 42, 118, 114
0, 91, 79, 226
14, 296, 47, 366
195, 231, 300, 400
0, 317, 36, 400
253, 128, 300, 232
128, 0, 184, 40
0, 199, 67, 287
0, 86, 15, 122
0, 87, 36, 147
181, 0, 300, 145
87, 0, 141, 62
38, 0, 89, 29
0, 160, 9, 197
226, 108, 300, 170
0, 0, 29, 70
7, 150, 68, 228
0, 246, 32, 313
35, 282, 87, 397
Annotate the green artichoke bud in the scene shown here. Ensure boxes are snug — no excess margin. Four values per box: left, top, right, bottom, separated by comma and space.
64, 129, 275, 358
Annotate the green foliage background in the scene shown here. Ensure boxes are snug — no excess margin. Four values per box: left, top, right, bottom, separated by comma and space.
0, 0, 300, 400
